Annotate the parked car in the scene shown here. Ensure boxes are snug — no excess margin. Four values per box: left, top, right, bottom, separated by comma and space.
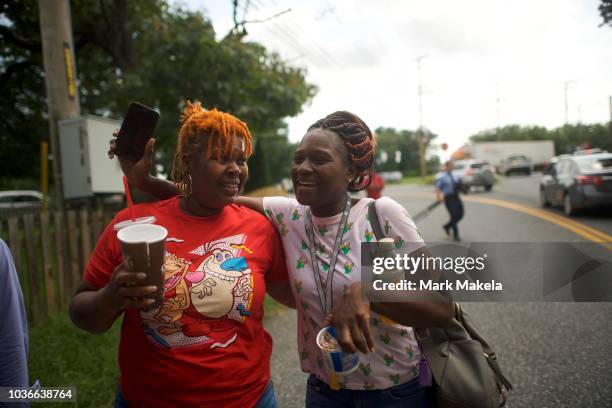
0, 190, 43, 209
451, 159, 496, 191
499, 154, 532, 176
573, 148, 607, 155
539, 152, 612, 216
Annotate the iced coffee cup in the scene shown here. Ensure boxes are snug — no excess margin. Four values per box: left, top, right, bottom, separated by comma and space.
117, 223, 167, 310
316, 326, 360, 375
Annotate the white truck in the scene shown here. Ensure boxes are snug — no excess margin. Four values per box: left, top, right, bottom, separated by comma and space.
463, 141, 555, 173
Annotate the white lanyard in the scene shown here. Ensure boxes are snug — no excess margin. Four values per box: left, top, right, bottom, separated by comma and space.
305, 196, 352, 315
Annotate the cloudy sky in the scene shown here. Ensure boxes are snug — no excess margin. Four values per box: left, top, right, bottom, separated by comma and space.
181, 0, 612, 156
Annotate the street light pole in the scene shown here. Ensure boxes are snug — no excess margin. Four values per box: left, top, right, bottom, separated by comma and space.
564, 80, 576, 125
496, 82, 505, 141
416, 54, 428, 179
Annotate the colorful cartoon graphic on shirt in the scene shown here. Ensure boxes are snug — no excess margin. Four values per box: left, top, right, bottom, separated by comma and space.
188, 248, 252, 318
154, 254, 191, 335
140, 233, 254, 350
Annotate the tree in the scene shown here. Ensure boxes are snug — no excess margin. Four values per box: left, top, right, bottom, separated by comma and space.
0, 0, 316, 187
245, 139, 272, 192
374, 127, 439, 176
599, 0, 612, 26
0, 1, 46, 186
469, 124, 612, 155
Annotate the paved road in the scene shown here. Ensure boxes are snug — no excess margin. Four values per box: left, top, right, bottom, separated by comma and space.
266, 177, 612, 408
266, 307, 307, 407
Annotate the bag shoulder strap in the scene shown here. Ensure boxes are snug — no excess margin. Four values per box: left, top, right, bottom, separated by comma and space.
368, 199, 385, 240
455, 305, 514, 391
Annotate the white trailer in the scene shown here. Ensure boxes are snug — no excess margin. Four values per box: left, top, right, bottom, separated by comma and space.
465, 141, 555, 171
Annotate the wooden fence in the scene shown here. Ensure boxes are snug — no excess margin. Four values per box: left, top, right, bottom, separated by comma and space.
0, 204, 121, 324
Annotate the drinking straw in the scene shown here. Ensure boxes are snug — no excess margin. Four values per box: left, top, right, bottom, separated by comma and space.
122, 176, 136, 221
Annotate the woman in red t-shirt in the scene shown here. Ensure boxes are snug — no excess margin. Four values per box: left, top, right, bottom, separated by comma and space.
70, 102, 293, 408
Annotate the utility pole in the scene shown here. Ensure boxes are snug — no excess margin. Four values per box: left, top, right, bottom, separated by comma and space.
608, 96, 612, 144
496, 82, 504, 141
416, 54, 428, 179
38, 0, 81, 211
564, 80, 576, 125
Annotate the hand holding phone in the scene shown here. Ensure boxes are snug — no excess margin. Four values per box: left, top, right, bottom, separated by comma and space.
115, 102, 159, 162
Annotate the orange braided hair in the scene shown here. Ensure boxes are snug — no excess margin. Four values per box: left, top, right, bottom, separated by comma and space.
171, 101, 253, 193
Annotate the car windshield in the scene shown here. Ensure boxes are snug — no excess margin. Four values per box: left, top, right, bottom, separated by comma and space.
508, 155, 528, 161
453, 163, 466, 170
470, 162, 488, 169
576, 157, 612, 172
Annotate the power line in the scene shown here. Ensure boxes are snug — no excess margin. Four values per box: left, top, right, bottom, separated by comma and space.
416, 54, 428, 178
245, 0, 327, 68
251, 0, 345, 71
275, 19, 343, 71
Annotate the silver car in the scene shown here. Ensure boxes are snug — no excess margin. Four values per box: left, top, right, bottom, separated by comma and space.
499, 154, 532, 176
452, 160, 496, 191
0, 190, 43, 209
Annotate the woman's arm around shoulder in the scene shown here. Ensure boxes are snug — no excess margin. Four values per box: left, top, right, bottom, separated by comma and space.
262, 217, 295, 309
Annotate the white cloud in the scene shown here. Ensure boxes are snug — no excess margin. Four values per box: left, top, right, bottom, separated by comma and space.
183, 0, 612, 155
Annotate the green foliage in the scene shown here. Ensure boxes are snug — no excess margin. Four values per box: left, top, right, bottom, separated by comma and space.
264, 137, 297, 184
374, 127, 439, 176
0, 0, 316, 183
600, 0, 612, 26
245, 139, 272, 192
28, 312, 121, 407
469, 123, 612, 155
0, 1, 46, 181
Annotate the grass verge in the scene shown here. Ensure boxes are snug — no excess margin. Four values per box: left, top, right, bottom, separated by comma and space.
28, 312, 120, 407
28, 298, 286, 407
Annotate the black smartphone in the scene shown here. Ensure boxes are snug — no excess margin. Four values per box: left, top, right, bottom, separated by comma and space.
115, 102, 160, 162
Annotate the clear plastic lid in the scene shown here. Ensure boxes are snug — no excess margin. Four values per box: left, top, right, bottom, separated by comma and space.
113, 216, 157, 231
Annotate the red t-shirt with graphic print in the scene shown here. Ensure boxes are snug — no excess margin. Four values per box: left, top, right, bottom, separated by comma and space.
84, 196, 288, 408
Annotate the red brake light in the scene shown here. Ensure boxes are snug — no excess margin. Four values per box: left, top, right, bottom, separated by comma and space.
576, 175, 603, 186
466, 168, 473, 175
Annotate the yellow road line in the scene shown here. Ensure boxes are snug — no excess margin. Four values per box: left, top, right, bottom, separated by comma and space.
464, 196, 612, 242
404, 192, 612, 244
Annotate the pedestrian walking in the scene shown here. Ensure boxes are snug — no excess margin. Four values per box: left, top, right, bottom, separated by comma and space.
435, 161, 465, 242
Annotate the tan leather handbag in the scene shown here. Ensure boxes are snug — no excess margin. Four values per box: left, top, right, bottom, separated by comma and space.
415, 304, 513, 408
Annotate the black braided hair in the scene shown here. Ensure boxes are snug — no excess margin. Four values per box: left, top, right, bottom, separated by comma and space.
308, 111, 376, 192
